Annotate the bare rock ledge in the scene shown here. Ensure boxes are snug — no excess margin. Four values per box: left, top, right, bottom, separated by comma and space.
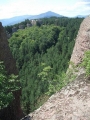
29, 74, 90, 120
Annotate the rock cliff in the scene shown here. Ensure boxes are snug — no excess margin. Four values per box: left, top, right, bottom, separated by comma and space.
0, 22, 24, 120
28, 16, 90, 120
29, 74, 90, 120
0, 22, 18, 75
70, 16, 90, 65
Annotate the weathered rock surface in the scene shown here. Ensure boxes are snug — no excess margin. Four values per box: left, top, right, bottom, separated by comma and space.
70, 16, 90, 65
29, 74, 90, 120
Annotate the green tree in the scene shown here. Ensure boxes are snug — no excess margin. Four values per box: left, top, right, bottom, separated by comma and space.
8, 18, 83, 113
81, 50, 90, 77
0, 61, 20, 110
38, 64, 66, 95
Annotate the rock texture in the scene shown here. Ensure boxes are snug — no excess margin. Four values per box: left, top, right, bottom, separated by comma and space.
29, 74, 90, 120
28, 16, 90, 120
0, 22, 24, 120
70, 16, 90, 65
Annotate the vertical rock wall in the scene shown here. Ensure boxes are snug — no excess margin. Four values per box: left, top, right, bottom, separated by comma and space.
70, 16, 90, 65
0, 22, 18, 75
0, 22, 24, 120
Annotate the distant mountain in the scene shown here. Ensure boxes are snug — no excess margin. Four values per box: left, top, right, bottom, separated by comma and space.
0, 11, 63, 26
75, 15, 88, 18
30, 11, 63, 19
0, 15, 33, 26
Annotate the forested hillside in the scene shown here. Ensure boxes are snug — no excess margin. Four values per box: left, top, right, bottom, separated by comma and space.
8, 17, 83, 113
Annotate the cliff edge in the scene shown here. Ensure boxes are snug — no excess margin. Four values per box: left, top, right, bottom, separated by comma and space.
70, 16, 90, 65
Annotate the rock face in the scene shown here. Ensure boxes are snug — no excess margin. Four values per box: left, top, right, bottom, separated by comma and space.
29, 16, 90, 120
70, 16, 90, 65
0, 22, 18, 75
29, 74, 90, 120
0, 22, 24, 120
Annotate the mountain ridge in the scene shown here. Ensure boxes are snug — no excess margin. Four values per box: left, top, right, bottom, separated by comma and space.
0, 11, 87, 26
0, 11, 63, 26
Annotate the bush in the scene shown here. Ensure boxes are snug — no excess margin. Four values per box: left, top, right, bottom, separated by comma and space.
81, 50, 90, 77
38, 63, 76, 96
0, 61, 20, 109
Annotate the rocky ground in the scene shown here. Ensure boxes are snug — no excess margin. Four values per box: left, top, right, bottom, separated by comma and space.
29, 74, 90, 120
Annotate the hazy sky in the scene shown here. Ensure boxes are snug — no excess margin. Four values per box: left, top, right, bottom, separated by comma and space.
0, 0, 90, 19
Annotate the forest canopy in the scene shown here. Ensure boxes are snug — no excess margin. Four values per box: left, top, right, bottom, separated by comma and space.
8, 17, 83, 113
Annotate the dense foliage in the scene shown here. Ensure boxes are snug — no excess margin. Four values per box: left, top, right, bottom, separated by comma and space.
0, 61, 20, 110
5, 17, 83, 35
81, 50, 90, 77
8, 17, 83, 113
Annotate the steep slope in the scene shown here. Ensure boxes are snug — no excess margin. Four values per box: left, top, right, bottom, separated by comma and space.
70, 16, 90, 65
27, 16, 90, 120
29, 74, 90, 120
0, 22, 24, 120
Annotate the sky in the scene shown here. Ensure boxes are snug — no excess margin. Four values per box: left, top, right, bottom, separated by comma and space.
0, 0, 90, 19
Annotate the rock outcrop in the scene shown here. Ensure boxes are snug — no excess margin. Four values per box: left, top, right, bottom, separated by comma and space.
0, 22, 18, 75
0, 22, 24, 120
70, 16, 90, 65
29, 74, 90, 120
28, 16, 90, 120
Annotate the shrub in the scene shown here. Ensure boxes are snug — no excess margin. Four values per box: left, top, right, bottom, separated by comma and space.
81, 50, 90, 77
0, 61, 20, 109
